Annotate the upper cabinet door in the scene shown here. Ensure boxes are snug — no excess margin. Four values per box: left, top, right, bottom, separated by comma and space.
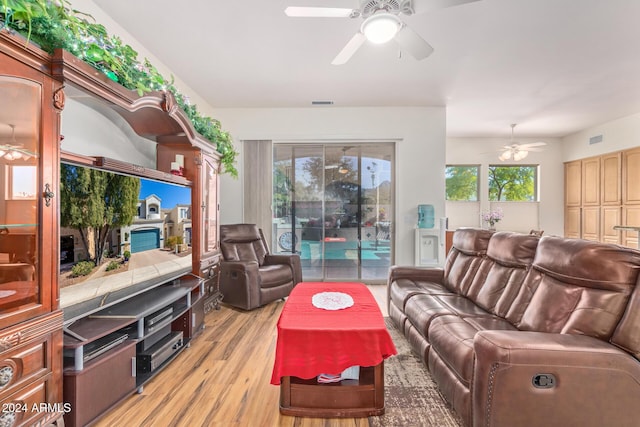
564, 160, 582, 207
0, 53, 59, 325
581, 156, 600, 206
623, 147, 640, 205
203, 155, 220, 256
601, 152, 622, 206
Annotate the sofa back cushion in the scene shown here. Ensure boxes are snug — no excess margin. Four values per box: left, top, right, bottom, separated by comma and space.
471, 232, 540, 317
220, 224, 268, 265
444, 228, 493, 295
518, 236, 640, 340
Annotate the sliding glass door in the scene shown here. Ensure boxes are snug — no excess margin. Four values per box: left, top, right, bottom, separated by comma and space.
272, 143, 394, 282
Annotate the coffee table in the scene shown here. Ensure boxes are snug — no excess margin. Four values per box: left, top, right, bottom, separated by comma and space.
270, 282, 397, 417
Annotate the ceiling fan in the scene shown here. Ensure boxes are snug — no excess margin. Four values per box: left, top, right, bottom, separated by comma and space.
325, 146, 354, 173
284, 0, 481, 65
0, 124, 36, 161
498, 124, 546, 162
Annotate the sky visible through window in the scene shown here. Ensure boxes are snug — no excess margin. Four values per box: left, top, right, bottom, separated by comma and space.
139, 178, 190, 207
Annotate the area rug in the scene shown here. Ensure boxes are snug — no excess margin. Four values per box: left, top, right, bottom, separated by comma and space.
368, 319, 463, 427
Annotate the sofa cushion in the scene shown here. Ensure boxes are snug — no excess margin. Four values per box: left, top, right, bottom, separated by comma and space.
389, 278, 451, 310
519, 236, 640, 338
443, 228, 493, 296
428, 315, 517, 386
611, 282, 640, 360
486, 231, 539, 268
220, 224, 268, 265
258, 264, 292, 288
404, 294, 457, 338
533, 236, 640, 289
471, 232, 540, 317
450, 228, 494, 256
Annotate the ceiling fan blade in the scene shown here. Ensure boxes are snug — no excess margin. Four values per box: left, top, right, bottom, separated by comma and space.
519, 142, 547, 149
412, 0, 481, 14
285, 6, 354, 18
394, 25, 434, 60
332, 32, 366, 65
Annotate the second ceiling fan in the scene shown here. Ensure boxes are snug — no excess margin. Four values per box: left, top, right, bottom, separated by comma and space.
285, 0, 480, 65
498, 124, 547, 162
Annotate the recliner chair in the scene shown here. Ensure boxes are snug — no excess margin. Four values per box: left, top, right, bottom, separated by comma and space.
219, 224, 302, 310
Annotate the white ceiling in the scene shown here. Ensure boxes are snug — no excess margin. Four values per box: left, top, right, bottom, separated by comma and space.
91, 0, 640, 139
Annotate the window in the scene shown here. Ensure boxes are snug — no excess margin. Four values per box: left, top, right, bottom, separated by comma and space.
488, 165, 538, 201
445, 165, 479, 201
6, 165, 37, 199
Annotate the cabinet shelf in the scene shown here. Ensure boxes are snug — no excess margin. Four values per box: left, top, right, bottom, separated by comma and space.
64, 317, 134, 348
88, 285, 192, 320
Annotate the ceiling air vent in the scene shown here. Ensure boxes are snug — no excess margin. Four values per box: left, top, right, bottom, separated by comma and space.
312, 101, 334, 105
589, 135, 603, 145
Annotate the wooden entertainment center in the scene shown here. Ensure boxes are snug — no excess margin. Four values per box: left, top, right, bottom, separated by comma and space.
0, 30, 222, 426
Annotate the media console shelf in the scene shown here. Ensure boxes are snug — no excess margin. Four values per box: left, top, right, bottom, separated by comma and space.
62, 274, 204, 427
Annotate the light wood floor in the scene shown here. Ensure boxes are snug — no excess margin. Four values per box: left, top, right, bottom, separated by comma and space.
94, 285, 389, 427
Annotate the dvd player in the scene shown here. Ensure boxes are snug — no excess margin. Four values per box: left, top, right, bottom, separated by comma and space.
146, 307, 173, 326
137, 331, 183, 374
63, 332, 129, 363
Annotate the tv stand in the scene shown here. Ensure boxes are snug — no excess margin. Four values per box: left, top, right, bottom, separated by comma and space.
62, 274, 204, 427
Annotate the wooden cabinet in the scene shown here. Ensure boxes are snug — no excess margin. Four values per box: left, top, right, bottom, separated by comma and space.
0, 32, 63, 426
581, 156, 600, 206
200, 153, 222, 313
623, 147, 640, 205
564, 207, 581, 239
0, 27, 223, 425
565, 160, 582, 207
601, 206, 622, 245
63, 275, 202, 427
565, 148, 640, 249
601, 152, 621, 205
622, 206, 640, 248
581, 206, 600, 241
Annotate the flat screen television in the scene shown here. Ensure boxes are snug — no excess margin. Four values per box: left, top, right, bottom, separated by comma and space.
59, 162, 192, 323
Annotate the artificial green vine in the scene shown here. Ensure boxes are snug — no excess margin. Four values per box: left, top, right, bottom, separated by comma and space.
0, 0, 238, 176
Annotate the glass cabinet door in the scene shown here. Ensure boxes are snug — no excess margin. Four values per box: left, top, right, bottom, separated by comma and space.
0, 75, 42, 316
203, 155, 219, 255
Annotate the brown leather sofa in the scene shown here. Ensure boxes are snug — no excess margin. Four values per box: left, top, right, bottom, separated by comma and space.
388, 228, 640, 427
219, 224, 302, 310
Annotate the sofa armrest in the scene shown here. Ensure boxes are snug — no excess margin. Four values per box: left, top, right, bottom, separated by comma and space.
219, 260, 261, 309
388, 265, 444, 284
264, 254, 302, 285
473, 330, 640, 427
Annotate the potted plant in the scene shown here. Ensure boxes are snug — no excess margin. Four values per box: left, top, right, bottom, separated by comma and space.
481, 208, 503, 230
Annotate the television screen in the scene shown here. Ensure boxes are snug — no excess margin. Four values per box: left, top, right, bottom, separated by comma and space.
59, 163, 192, 321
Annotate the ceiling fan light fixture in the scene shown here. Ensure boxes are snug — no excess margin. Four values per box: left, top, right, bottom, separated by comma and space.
499, 150, 511, 161
513, 150, 528, 161
361, 13, 401, 44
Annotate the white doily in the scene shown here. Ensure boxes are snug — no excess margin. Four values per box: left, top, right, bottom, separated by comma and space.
312, 292, 354, 311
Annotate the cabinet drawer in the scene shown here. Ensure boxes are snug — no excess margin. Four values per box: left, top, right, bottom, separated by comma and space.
0, 375, 55, 427
0, 339, 48, 401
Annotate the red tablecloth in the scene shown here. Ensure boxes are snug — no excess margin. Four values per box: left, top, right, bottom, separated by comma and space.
270, 282, 397, 385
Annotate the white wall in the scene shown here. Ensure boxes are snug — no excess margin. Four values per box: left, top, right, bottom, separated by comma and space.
61, 99, 157, 167
563, 112, 640, 161
211, 107, 446, 266
446, 137, 564, 237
